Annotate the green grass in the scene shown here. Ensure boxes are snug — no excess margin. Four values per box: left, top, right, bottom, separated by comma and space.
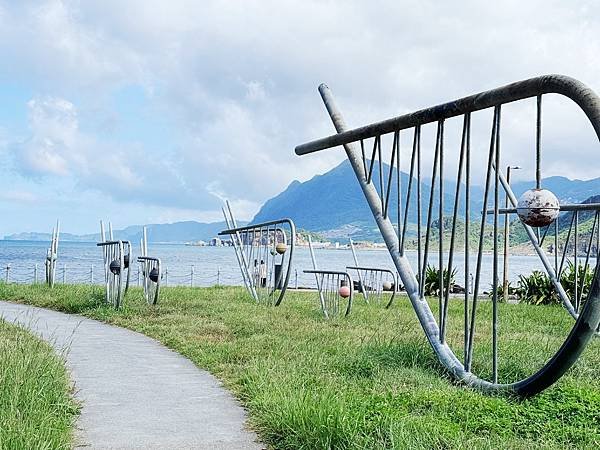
0, 317, 78, 449
0, 283, 599, 449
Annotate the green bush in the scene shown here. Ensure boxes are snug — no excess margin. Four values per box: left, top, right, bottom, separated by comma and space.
514, 270, 559, 305
560, 260, 594, 305
423, 265, 457, 296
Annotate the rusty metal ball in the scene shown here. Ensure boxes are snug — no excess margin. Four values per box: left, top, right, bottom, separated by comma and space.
275, 243, 287, 254
516, 189, 560, 227
339, 285, 351, 298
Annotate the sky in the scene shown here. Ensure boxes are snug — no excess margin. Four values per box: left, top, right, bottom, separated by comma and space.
0, 0, 599, 235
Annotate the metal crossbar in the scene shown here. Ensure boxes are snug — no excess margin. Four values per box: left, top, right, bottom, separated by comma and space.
295, 74, 600, 397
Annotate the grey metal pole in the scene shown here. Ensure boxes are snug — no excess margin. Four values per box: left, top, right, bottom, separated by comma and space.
34, 263, 38, 284
5, 265, 9, 283
503, 166, 520, 303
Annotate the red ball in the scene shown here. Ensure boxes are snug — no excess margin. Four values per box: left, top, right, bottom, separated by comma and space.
338, 285, 351, 298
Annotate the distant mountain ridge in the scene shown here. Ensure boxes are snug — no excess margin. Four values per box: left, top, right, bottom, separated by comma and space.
4, 220, 245, 243
252, 160, 600, 241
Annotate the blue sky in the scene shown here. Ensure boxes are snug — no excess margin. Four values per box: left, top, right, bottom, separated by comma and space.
0, 0, 599, 235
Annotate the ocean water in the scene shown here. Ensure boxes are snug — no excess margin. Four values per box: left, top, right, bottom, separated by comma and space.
0, 239, 559, 290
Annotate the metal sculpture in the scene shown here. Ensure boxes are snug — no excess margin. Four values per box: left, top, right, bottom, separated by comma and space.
347, 239, 397, 308
296, 75, 600, 396
97, 220, 131, 309
137, 226, 161, 305
219, 201, 295, 306
304, 236, 353, 318
45, 221, 60, 287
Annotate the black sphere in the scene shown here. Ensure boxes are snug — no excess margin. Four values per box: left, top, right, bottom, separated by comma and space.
109, 260, 121, 275
149, 268, 159, 283
123, 254, 130, 269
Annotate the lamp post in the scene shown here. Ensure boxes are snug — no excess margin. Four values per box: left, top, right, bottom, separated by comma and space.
503, 165, 521, 302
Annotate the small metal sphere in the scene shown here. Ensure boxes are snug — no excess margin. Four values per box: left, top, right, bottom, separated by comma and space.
382, 280, 393, 291
517, 189, 560, 227
123, 254, 130, 269
339, 285, 351, 298
149, 268, 159, 283
275, 243, 287, 254
109, 260, 121, 275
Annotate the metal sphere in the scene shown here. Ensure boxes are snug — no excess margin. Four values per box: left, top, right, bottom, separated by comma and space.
109, 260, 121, 275
275, 243, 287, 254
516, 189, 560, 227
339, 285, 351, 298
382, 280, 393, 291
149, 268, 159, 283
123, 254, 130, 269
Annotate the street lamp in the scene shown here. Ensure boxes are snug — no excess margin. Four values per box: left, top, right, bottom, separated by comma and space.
503, 165, 521, 302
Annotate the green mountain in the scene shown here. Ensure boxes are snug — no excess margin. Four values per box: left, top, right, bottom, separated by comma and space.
253, 160, 600, 242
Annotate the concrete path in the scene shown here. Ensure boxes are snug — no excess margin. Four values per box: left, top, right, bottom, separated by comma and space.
0, 301, 262, 450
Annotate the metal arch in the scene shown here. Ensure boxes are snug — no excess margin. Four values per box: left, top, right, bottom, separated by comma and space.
303, 269, 354, 317
296, 75, 600, 156
219, 216, 296, 306
295, 74, 600, 397
346, 265, 397, 308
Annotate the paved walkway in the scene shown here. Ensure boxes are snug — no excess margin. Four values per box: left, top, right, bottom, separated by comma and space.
0, 301, 262, 449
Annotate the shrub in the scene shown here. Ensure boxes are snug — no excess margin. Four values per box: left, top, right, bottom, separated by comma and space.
423, 265, 457, 296
514, 270, 559, 305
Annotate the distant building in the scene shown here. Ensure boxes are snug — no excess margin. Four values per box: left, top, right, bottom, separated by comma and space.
209, 237, 222, 247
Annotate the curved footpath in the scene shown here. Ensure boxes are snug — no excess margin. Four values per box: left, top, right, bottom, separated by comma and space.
0, 301, 262, 450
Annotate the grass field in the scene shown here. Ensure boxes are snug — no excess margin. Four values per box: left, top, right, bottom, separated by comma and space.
0, 317, 78, 450
0, 283, 598, 449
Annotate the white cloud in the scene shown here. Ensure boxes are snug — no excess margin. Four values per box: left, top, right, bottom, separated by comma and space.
1, 0, 600, 231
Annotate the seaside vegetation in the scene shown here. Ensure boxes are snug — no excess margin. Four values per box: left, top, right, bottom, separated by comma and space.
0, 318, 78, 449
0, 283, 598, 449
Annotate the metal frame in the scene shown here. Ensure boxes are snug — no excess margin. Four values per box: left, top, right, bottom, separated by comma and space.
45, 220, 60, 287
305, 236, 353, 318
219, 202, 295, 306
295, 74, 600, 397
348, 239, 398, 308
97, 220, 131, 309
346, 265, 397, 308
137, 226, 161, 305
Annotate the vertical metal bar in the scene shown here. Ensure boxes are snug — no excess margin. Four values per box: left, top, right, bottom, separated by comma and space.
383, 131, 397, 219
464, 113, 471, 364
401, 128, 418, 253
536, 95, 542, 190
492, 105, 502, 384
420, 122, 442, 297
34, 263, 38, 284
350, 239, 368, 302
438, 120, 445, 334
559, 214, 576, 277
367, 136, 379, 184
360, 140, 368, 179
555, 218, 559, 274
466, 106, 498, 371
574, 211, 579, 311
308, 237, 328, 318
442, 114, 468, 342
416, 126, 422, 288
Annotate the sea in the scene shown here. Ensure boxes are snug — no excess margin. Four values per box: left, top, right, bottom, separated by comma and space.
0, 240, 560, 290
